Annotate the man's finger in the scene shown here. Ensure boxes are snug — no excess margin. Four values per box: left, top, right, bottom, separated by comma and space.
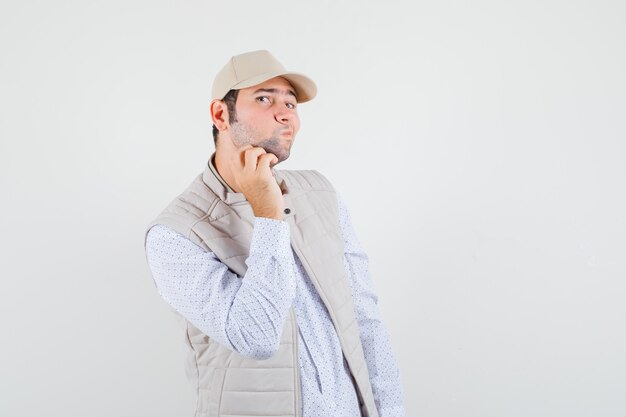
243, 147, 265, 174
256, 153, 277, 172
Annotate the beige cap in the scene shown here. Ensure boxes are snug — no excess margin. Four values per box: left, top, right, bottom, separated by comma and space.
211, 50, 317, 103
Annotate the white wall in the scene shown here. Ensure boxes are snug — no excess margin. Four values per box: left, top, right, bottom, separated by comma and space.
1, 1, 625, 416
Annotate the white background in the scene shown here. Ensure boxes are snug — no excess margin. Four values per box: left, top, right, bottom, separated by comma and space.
1, 1, 625, 416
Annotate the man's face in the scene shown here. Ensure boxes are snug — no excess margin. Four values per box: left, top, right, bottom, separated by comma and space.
228, 77, 301, 164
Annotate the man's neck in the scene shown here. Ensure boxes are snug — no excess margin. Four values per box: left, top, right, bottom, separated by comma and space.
212, 151, 240, 193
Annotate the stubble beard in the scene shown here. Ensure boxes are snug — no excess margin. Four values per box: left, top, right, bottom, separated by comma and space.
230, 121, 292, 164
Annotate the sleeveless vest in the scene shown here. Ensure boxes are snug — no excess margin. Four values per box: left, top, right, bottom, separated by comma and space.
144, 161, 379, 417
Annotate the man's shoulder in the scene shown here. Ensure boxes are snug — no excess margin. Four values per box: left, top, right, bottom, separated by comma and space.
144, 172, 217, 244
158, 172, 217, 218
275, 168, 336, 192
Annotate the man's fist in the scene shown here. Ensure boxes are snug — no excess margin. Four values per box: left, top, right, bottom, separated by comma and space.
231, 145, 285, 220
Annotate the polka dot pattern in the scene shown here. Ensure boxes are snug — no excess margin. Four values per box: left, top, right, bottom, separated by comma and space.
145, 194, 406, 416
337, 193, 406, 417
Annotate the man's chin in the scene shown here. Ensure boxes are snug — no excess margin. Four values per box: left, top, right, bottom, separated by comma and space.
260, 145, 290, 165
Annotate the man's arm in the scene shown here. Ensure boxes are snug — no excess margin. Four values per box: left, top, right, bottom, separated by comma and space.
145, 217, 296, 360
336, 192, 407, 417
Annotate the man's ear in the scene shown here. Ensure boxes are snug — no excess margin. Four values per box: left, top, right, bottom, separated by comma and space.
210, 99, 229, 132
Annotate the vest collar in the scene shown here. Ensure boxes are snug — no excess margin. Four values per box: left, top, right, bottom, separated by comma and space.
208, 152, 235, 193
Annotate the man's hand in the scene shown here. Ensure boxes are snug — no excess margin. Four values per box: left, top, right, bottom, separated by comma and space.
231, 145, 285, 220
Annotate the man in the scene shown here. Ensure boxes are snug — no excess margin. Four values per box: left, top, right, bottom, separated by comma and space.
144, 50, 406, 417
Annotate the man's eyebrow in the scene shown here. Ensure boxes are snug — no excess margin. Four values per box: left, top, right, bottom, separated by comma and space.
252, 88, 297, 99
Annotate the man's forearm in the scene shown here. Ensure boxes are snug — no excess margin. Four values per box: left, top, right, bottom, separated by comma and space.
224, 217, 297, 359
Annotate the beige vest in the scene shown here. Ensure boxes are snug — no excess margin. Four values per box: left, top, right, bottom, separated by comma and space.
144, 160, 379, 417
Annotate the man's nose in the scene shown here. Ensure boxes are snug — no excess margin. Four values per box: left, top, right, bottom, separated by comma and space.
274, 108, 292, 124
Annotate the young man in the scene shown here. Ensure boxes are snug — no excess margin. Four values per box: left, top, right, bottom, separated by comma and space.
144, 50, 406, 417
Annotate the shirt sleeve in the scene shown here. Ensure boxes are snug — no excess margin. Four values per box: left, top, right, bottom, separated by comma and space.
145, 217, 297, 360
336, 192, 407, 417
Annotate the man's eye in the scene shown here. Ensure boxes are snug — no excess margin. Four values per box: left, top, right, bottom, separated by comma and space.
256, 96, 270, 103
286, 102, 296, 109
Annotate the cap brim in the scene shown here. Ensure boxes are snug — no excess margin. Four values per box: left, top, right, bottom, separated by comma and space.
231, 70, 317, 103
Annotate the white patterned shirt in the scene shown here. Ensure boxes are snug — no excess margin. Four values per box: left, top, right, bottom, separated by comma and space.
145, 192, 406, 417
